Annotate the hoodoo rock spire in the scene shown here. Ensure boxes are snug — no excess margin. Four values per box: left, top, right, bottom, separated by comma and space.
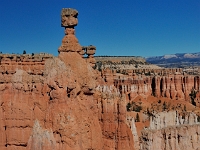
58, 8, 82, 53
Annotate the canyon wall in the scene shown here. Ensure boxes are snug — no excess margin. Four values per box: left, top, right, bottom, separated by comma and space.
0, 8, 200, 150
140, 111, 200, 150
0, 8, 135, 150
100, 68, 200, 102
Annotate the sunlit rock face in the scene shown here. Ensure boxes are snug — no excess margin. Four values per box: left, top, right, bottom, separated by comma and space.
0, 8, 135, 150
140, 111, 200, 150
58, 8, 82, 53
0, 7, 200, 150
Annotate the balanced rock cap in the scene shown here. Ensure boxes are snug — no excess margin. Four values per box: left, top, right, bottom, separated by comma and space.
86, 45, 96, 55
61, 8, 78, 27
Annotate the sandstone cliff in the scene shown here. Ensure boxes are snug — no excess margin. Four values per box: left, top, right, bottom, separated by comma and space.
140, 111, 200, 150
0, 7, 200, 150
100, 67, 200, 102
0, 8, 135, 150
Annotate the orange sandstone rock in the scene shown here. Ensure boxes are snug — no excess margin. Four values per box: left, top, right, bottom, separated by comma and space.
0, 7, 200, 150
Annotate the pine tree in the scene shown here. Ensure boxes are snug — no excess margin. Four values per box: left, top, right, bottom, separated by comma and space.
163, 101, 167, 111
135, 113, 140, 122
184, 105, 186, 111
126, 102, 131, 111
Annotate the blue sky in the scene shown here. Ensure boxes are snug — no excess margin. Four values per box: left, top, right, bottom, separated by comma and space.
0, 0, 199, 57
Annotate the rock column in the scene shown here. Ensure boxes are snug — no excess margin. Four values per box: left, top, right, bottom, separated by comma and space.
58, 8, 82, 54
86, 45, 96, 67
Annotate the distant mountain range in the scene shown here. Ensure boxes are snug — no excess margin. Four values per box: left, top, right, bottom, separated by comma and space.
146, 52, 200, 68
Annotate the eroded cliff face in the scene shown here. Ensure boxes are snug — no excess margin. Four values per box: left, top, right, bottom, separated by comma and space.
140, 111, 200, 150
101, 68, 200, 102
0, 7, 200, 150
0, 54, 104, 150
0, 8, 135, 150
0, 53, 52, 150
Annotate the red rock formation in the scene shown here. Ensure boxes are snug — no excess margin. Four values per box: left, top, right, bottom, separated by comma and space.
0, 7, 200, 150
86, 45, 96, 68
58, 8, 82, 53
101, 68, 200, 103
0, 8, 136, 150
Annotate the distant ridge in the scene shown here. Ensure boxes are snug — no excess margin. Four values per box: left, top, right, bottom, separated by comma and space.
94, 55, 163, 71
146, 52, 200, 68
94, 55, 142, 57
94, 56, 146, 63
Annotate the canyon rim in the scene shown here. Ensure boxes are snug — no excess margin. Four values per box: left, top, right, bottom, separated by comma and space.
0, 8, 200, 150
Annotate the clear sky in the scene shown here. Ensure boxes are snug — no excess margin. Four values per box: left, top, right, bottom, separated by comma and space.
0, 0, 199, 57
